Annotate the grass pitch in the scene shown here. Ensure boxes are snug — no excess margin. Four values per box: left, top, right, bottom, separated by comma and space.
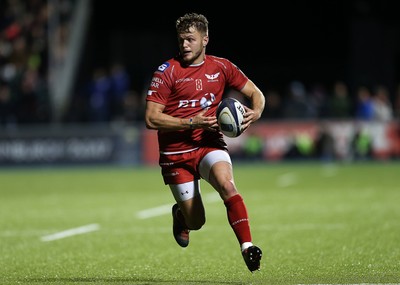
0, 162, 399, 284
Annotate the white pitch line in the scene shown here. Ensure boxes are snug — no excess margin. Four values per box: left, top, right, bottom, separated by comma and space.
277, 172, 298, 187
136, 204, 172, 219
40, 223, 100, 242
136, 193, 221, 219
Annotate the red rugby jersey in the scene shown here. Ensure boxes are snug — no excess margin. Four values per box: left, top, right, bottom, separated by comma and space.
146, 55, 248, 153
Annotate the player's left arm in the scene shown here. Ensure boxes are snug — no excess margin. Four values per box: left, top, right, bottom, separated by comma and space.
240, 79, 266, 131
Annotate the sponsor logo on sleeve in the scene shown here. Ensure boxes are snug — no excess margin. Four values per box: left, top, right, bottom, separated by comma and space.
150, 76, 164, 89
157, 62, 170, 73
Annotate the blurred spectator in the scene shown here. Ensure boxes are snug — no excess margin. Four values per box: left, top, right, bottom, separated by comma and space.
284, 132, 314, 160
328, 80, 352, 119
63, 84, 89, 123
14, 67, 49, 124
309, 83, 328, 118
394, 84, 400, 119
283, 80, 314, 119
87, 67, 112, 122
109, 63, 130, 121
314, 126, 335, 162
9, 35, 29, 71
354, 85, 374, 120
350, 128, 372, 160
0, 81, 16, 125
263, 89, 283, 120
371, 85, 393, 121
243, 132, 263, 160
0, 0, 49, 125
122, 90, 143, 122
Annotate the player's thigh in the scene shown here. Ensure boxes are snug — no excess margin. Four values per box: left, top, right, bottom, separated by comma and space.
199, 149, 232, 182
199, 150, 237, 199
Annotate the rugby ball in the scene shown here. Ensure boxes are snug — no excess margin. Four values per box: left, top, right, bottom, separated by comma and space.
216, 98, 245, 138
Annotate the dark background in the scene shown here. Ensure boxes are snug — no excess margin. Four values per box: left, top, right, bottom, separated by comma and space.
80, 0, 400, 100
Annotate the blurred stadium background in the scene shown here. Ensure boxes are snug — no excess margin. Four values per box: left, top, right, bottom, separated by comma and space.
0, 0, 399, 167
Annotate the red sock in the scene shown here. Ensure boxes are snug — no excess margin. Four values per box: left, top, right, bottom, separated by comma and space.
224, 194, 252, 245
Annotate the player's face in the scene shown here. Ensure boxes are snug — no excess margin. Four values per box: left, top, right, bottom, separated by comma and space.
177, 27, 208, 65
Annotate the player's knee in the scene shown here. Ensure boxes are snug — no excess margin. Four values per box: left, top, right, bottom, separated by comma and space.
219, 179, 238, 198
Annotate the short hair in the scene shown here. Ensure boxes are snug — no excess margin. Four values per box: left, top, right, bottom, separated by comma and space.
176, 13, 208, 35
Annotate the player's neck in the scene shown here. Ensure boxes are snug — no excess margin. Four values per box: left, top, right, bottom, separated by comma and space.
180, 54, 206, 67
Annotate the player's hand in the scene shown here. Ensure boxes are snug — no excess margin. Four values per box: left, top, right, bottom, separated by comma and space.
241, 105, 261, 133
192, 109, 218, 131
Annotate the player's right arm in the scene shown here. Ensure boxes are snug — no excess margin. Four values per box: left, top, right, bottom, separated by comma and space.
145, 101, 217, 131
145, 101, 192, 130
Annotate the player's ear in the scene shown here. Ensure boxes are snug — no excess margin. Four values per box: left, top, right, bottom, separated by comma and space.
203, 35, 209, 47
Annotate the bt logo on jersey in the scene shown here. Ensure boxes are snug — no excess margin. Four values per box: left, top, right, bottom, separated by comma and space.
178, 93, 215, 109
178, 99, 200, 108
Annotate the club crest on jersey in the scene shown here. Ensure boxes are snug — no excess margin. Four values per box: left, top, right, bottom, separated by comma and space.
205, 72, 220, 82
157, 62, 170, 73
200, 93, 216, 109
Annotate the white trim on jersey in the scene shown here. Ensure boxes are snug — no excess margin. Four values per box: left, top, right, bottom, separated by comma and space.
160, 147, 199, 155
